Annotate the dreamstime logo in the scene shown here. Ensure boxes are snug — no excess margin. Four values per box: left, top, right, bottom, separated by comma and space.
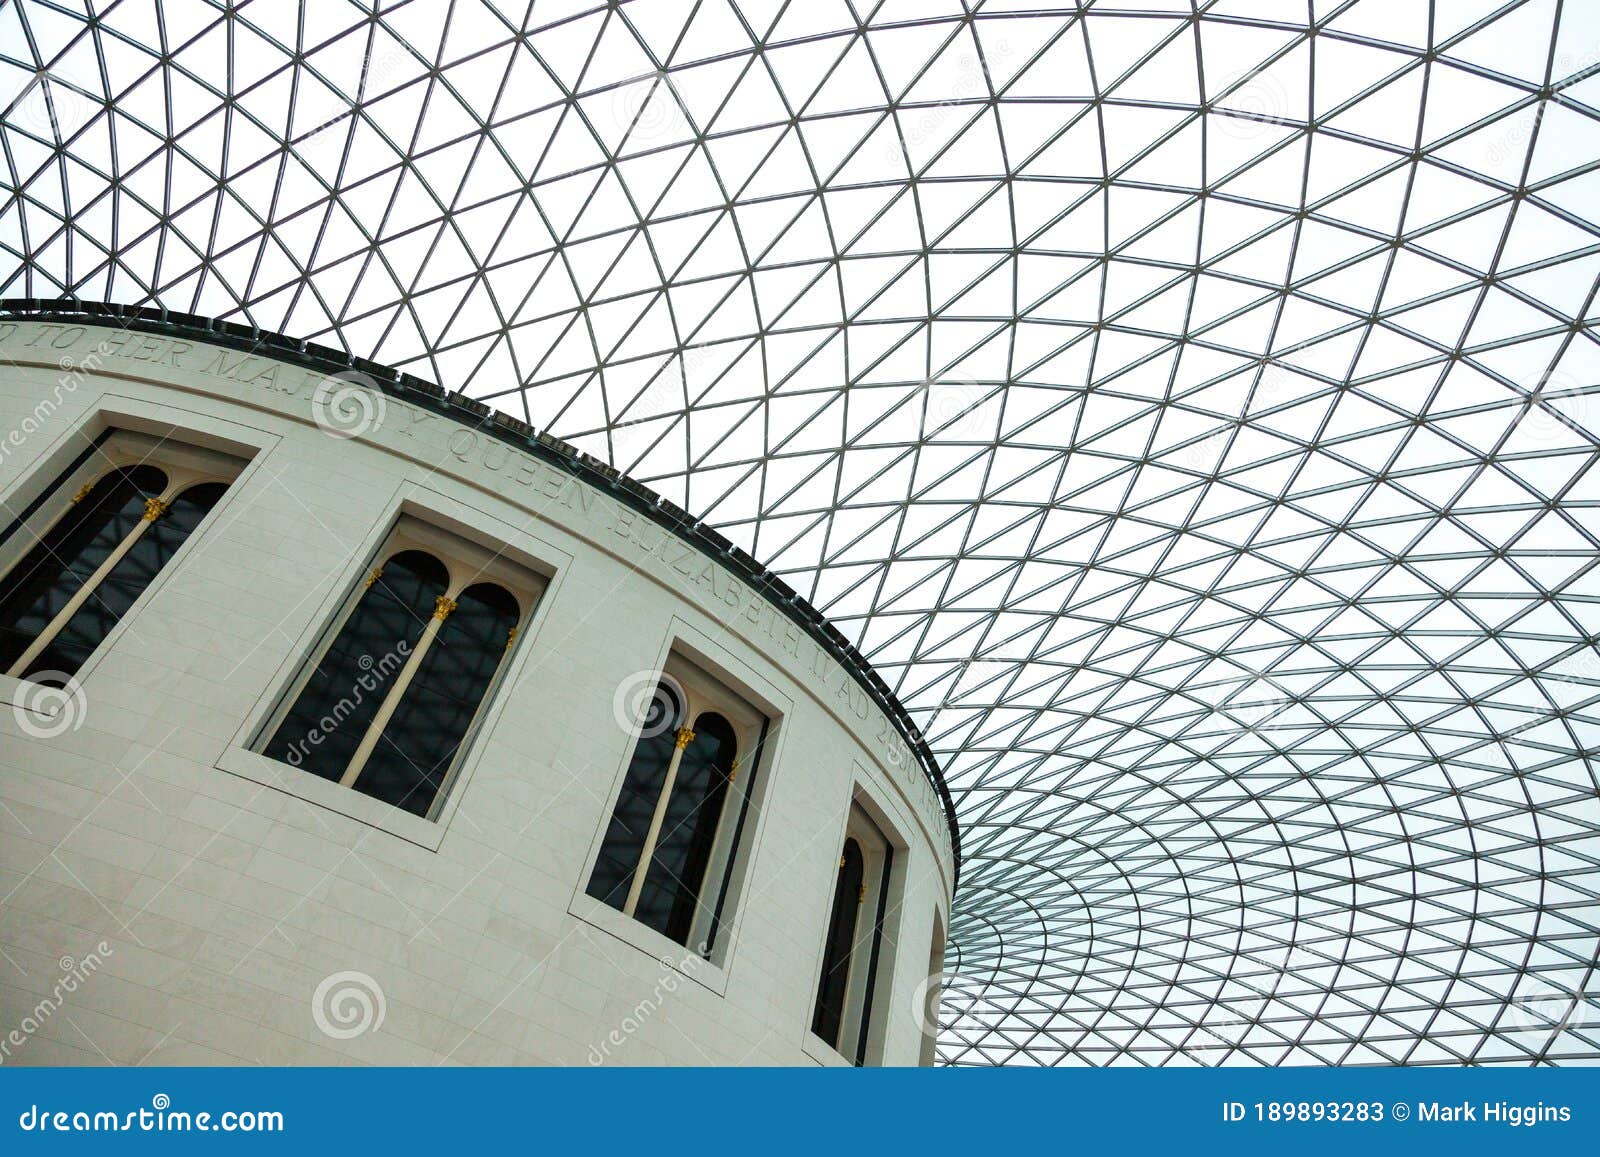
1212, 68, 1288, 140
1228, 677, 1290, 735
910, 971, 1009, 1041
311, 971, 386, 1040
586, 946, 706, 1064
611, 670, 688, 739
1507, 986, 1599, 1049
2, 69, 97, 141
11, 674, 88, 740
607, 70, 684, 146
311, 370, 386, 439
1518, 370, 1593, 444
0, 942, 113, 1065
277, 643, 410, 767
919, 376, 991, 438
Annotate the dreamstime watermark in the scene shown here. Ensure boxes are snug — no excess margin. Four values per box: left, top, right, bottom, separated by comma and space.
604, 70, 689, 148
311, 369, 387, 439
1182, 427, 1232, 473
16, 1093, 283, 1133
1506, 985, 1599, 1051
0, 327, 134, 469
918, 374, 993, 438
1252, 360, 1301, 403
909, 970, 1011, 1042
1, 66, 97, 142
1516, 370, 1593, 445
0, 943, 113, 1065
1227, 676, 1290, 735
1211, 67, 1290, 140
1180, 363, 1304, 470
277, 643, 410, 767
1284, 943, 1330, 972
586, 946, 707, 1064
10, 673, 88, 740
311, 970, 386, 1040
611, 669, 688, 739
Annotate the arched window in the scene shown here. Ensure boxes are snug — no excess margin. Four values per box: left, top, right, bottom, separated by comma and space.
631, 711, 736, 944
258, 519, 543, 821
26, 481, 228, 679
813, 838, 865, 1051
262, 549, 449, 781
811, 807, 895, 1064
354, 581, 521, 817
586, 658, 768, 953
0, 438, 239, 682
585, 680, 684, 912
0, 465, 166, 674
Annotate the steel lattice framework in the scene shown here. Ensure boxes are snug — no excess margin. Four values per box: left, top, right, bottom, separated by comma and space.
4, 0, 1600, 1065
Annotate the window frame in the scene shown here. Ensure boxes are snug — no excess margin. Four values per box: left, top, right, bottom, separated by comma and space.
584, 651, 771, 957
0, 429, 245, 682
805, 797, 906, 1067
919, 910, 947, 1067
572, 631, 791, 985
252, 513, 547, 822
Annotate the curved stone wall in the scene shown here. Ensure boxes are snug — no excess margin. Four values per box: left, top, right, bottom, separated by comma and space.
0, 313, 954, 1067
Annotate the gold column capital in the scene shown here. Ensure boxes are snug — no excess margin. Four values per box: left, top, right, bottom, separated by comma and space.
141, 497, 169, 522
674, 726, 696, 750
433, 595, 457, 621
70, 482, 96, 504
363, 566, 384, 591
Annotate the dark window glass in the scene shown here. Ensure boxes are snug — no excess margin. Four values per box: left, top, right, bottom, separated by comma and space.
587, 681, 684, 911
352, 581, 519, 817
0, 465, 166, 675
24, 482, 227, 679
633, 712, 736, 945
263, 550, 447, 781
812, 837, 865, 1048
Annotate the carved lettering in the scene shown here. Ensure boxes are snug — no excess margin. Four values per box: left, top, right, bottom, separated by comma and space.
396, 406, 435, 437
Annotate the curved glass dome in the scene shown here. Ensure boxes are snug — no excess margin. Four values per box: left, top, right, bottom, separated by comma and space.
4, 0, 1599, 1065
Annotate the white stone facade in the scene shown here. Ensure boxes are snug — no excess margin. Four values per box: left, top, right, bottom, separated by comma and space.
0, 316, 955, 1067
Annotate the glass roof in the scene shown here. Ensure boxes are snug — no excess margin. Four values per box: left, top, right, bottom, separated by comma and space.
4, 0, 1599, 1066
